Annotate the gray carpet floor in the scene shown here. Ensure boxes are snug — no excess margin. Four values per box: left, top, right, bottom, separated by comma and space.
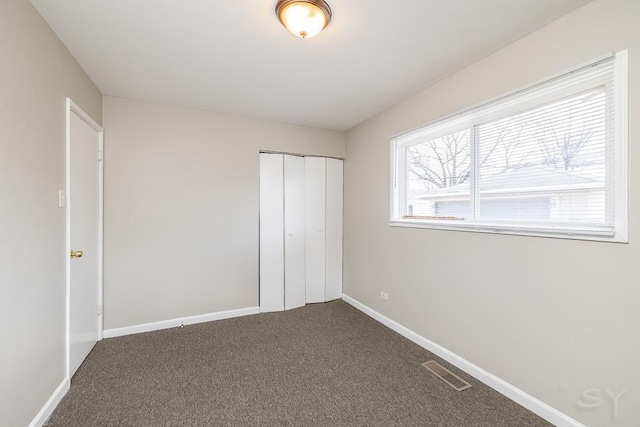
46, 300, 552, 426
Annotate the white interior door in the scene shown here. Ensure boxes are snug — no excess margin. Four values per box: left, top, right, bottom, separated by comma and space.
305, 157, 326, 304
284, 155, 306, 310
259, 153, 285, 313
325, 158, 343, 301
68, 105, 102, 378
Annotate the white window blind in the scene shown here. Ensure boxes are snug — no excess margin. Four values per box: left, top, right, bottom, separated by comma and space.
391, 52, 628, 242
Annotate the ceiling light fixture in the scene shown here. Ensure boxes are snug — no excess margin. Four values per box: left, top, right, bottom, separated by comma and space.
275, 0, 332, 39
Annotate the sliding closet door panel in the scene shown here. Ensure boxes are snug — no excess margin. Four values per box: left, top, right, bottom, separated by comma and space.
259, 154, 285, 313
284, 155, 306, 310
325, 158, 343, 301
304, 157, 326, 304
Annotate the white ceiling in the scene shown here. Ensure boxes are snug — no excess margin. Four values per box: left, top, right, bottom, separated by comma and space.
30, 0, 592, 131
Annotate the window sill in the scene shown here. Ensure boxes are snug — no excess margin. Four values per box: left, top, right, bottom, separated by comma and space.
389, 220, 627, 243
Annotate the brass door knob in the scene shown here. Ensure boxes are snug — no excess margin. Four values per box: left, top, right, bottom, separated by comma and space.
70, 250, 84, 258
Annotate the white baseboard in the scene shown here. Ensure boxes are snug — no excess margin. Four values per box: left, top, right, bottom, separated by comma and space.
342, 294, 585, 427
29, 377, 70, 427
103, 306, 261, 338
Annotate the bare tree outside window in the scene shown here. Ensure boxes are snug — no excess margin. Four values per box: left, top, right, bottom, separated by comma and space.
531, 88, 605, 174
404, 87, 606, 221
407, 117, 534, 193
539, 127, 595, 171
407, 130, 471, 191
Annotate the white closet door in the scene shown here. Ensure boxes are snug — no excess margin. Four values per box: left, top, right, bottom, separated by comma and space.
284, 155, 306, 310
259, 154, 284, 313
325, 158, 343, 301
304, 157, 326, 304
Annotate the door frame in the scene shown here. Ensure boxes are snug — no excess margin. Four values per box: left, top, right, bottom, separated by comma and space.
65, 98, 104, 379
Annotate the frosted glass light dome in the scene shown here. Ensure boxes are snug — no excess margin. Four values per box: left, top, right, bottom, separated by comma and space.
276, 0, 332, 39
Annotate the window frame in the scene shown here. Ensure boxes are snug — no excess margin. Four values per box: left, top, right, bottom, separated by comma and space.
390, 51, 628, 243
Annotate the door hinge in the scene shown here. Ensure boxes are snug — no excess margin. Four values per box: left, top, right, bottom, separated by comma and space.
97, 304, 102, 316
98, 150, 103, 162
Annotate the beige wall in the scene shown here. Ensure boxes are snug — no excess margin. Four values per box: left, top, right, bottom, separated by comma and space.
103, 97, 344, 329
0, 1, 102, 426
344, 0, 639, 426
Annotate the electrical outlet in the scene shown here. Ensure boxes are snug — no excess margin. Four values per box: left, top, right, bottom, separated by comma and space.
381, 291, 389, 301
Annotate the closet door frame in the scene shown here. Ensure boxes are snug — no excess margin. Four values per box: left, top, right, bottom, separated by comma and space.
259, 151, 343, 312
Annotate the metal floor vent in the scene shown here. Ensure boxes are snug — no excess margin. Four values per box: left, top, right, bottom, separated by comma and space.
422, 360, 472, 391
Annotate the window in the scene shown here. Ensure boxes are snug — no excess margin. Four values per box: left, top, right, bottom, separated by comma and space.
391, 51, 628, 242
